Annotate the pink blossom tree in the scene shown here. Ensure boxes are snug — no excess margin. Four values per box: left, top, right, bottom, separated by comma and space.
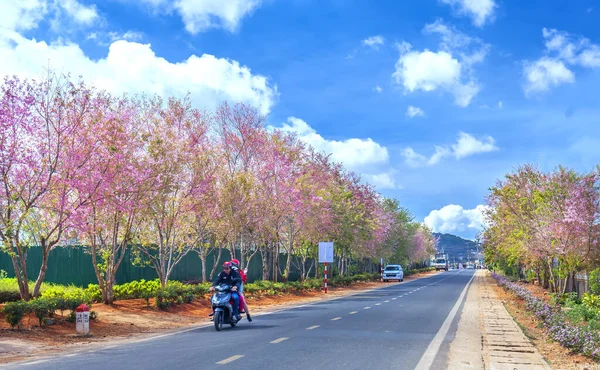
0, 73, 105, 299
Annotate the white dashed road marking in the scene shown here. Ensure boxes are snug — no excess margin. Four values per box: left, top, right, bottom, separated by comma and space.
349, 311, 358, 314
331, 317, 342, 321
306, 325, 320, 330
270, 337, 289, 344
217, 355, 244, 365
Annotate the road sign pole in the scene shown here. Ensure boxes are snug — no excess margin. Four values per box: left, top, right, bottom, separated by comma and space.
324, 262, 328, 293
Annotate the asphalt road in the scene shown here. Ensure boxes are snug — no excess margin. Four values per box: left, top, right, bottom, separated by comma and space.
4, 270, 476, 370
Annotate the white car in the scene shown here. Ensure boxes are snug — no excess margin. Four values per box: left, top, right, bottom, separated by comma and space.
383, 264, 404, 282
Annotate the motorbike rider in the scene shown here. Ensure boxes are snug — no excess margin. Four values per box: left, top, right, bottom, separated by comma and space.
230, 259, 252, 322
209, 261, 242, 321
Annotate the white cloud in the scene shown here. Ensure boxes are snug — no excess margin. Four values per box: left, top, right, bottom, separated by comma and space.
0, 0, 48, 33
278, 117, 389, 170
523, 58, 575, 94
374, 85, 383, 93
54, 0, 99, 26
424, 204, 490, 234
393, 21, 487, 107
363, 173, 399, 190
362, 35, 385, 50
524, 28, 600, 94
542, 28, 600, 67
131, 0, 263, 34
87, 30, 145, 46
451, 132, 497, 159
402, 146, 449, 167
402, 132, 498, 167
0, 3, 277, 115
393, 48, 479, 107
439, 0, 496, 27
275, 117, 398, 189
109, 31, 144, 42
406, 105, 425, 118
497, 100, 503, 108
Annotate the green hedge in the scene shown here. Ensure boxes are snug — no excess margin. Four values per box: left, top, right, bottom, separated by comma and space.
2, 294, 94, 329
1, 270, 388, 308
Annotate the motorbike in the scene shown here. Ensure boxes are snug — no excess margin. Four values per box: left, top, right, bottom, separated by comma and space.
210, 283, 240, 331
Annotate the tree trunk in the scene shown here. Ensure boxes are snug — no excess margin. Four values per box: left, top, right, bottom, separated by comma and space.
200, 252, 207, 283
301, 257, 307, 280
273, 242, 279, 282
10, 254, 30, 301
306, 260, 314, 280
32, 239, 51, 298
284, 253, 292, 282
209, 248, 222, 280
260, 246, 270, 280
229, 241, 236, 262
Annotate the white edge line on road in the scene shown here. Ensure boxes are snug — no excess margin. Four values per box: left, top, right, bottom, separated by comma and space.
270, 337, 289, 344
414, 271, 476, 370
216, 355, 244, 365
21, 360, 49, 366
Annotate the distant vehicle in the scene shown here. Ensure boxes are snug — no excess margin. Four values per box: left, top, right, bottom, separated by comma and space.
432, 257, 449, 271
382, 264, 404, 282
467, 264, 475, 269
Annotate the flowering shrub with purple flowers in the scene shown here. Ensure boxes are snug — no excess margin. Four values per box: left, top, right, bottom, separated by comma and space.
492, 273, 600, 361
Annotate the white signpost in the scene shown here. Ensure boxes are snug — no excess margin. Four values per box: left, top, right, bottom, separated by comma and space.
318, 242, 334, 293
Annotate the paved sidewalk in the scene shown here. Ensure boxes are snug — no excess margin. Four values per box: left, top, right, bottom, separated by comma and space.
447, 270, 552, 370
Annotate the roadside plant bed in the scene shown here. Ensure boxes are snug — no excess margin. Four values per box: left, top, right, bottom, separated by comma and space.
492, 273, 600, 361
1, 272, 385, 323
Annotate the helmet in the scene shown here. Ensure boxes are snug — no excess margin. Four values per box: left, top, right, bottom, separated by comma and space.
230, 259, 240, 267
222, 261, 232, 268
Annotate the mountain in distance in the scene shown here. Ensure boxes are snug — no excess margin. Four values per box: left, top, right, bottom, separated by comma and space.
433, 233, 482, 263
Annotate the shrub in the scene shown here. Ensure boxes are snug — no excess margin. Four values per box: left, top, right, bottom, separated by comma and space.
40, 287, 92, 315
114, 279, 161, 301
85, 284, 102, 302
193, 283, 211, 296
0, 278, 25, 303
565, 304, 597, 323
582, 292, 600, 309
30, 298, 56, 326
590, 268, 600, 295
155, 288, 171, 310
3, 301, 30, 328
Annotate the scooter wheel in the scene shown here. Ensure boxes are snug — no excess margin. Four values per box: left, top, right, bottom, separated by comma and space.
214, 311, 223, 331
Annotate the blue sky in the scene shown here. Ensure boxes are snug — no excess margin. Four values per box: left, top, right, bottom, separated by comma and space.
1, 0, 599, 239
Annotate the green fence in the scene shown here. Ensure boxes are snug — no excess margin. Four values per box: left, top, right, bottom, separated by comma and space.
0, 246, 307, 287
